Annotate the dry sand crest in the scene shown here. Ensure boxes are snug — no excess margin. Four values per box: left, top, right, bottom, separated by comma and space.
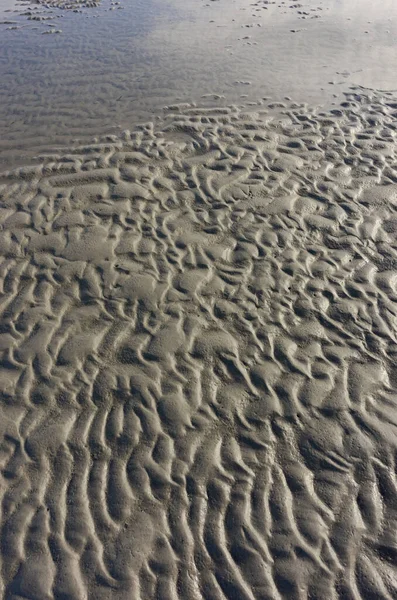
1, 90, 397, 598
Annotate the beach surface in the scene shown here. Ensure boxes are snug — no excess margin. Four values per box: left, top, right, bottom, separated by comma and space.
1, 1, 397, 599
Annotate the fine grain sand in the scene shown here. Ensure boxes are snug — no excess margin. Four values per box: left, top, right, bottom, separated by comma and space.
1, 90, 397, 598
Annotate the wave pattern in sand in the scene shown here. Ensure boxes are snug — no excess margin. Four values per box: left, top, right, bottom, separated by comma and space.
31, 0, 100, 8
1, 92, 397, 599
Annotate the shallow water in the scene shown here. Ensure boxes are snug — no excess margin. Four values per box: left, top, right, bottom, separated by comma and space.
1, 0, 397, 166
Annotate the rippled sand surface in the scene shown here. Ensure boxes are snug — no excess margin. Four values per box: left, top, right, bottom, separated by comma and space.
1, 90, 397, 598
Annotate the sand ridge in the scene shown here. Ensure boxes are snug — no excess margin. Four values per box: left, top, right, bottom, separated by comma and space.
1, 90, 397, 598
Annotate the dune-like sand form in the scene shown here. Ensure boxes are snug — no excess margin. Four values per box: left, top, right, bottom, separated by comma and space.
1, 90, 397, 599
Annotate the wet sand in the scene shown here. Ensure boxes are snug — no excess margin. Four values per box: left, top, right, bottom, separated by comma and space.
1, 1, 397, 599
2, 90, 397, 598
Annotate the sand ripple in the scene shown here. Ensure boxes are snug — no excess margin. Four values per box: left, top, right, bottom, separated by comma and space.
1, 90, 397, 598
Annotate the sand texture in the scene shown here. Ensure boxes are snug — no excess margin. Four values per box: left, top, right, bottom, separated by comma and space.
1, 90, 397, 598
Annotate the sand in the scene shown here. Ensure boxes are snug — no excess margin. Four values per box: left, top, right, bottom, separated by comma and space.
1, 89, 397, 598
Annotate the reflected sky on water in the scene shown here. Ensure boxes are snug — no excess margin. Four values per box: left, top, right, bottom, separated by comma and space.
1, 0, 397, 166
